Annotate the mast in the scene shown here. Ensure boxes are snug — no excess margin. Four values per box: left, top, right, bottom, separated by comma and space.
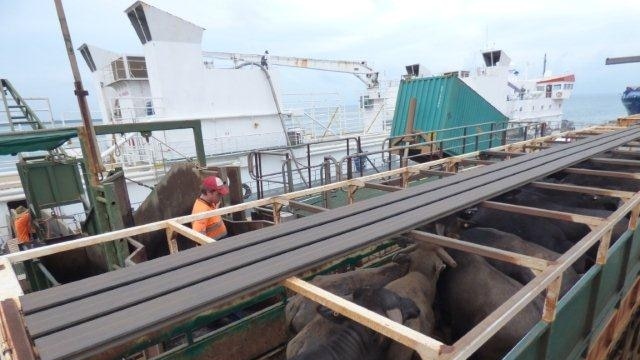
53, 0, 104, 186
542, 53, 547, 77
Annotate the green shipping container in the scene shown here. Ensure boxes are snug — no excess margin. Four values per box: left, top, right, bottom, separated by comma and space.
390, 74, 509, 156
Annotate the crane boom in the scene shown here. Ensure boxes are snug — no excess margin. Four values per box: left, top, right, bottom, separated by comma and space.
203, 51, 379, 88
605, 56, 640, 65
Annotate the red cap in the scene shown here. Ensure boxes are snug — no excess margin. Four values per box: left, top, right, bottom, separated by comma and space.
202, 176, 229, 195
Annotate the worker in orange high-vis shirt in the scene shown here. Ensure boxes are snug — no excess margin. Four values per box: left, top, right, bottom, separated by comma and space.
14, 205, 33, 250
192, 176, 229, 240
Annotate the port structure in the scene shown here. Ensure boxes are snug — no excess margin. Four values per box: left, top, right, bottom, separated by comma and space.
2, 118, 640, 359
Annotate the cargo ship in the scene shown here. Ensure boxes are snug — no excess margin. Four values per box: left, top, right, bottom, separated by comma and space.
622, 87, 640, 115
3, 2, 640, 360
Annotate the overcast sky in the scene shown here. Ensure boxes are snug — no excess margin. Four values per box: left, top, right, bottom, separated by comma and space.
1, 0, 638, 119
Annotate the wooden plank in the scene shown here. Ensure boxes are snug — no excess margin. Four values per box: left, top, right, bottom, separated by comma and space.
481, 201, 606, 226
586, 276, 640, 360
166, 220, 216, 245
407, 231, 549, 271
590, 157, 640, 167
287, 200, 328, 213
542, 275, 562, 323
563, 167, 640, 180
530, 181, 634, 199
1, 126, 614, 264
445, 192, 640, 360
0, 299, 36, 360
282, 277, 444, 359
595, 229, 613, 265
165, 227, 178, 254
363, 182, 403, 192
0, 257, 23, 301
609, 149, 640, 158
629, 205, 640, 230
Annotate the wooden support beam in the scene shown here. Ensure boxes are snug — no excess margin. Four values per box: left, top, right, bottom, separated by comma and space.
0, 126, 609, 265
407, 230, 549, 271
609, 149, 640, 158
590, 157, 640, 167
530, 181, 634, 199
166, 220, 215, 245
401, 168, 420, 188
562, 135, 588, 140
586, 276, 640, 360
282, 277, 445, 359
287, 200, 327, 214
542, 275, 563, 323
165, 227, 178, 254
0, 258, 23, 301
363, 182, 402, 192
596, 229, 613, 265
272, 201, 284, 225
347, 184, 359, 205
481, 201, 606, 226
0, 299, 36, 360
629, 205, 640, 230
446, 192, 640, 360
522, 144, 550, 150
563, 167, 640, 180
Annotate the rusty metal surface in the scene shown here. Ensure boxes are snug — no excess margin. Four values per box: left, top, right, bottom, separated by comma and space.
18, 127, 640, 359
0, 299, 36, 360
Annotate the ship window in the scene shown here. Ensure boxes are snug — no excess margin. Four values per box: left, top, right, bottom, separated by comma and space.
127, 5, 152, 44
483, 50, 502, 67
127, 56, 148, 78
360, 95, 374, 110
79, 45, 97, 72
519, 107, 522, 112
564, 84, 573, 90
553, 84, 562, 90
111, 58, 126, 81
146, 101, 155, 116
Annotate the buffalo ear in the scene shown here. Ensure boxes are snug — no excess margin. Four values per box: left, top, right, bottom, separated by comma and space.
386, 308, 403, 323
398, 297, 420, 322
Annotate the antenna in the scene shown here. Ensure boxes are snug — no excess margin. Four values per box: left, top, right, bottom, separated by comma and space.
542, 53, 547, 77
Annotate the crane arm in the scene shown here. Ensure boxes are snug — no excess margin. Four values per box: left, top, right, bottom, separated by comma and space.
203, 51, 379, 88
605, 56, 640, 65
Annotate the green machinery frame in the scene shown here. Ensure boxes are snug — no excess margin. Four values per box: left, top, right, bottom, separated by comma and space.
2, 120, 207, 290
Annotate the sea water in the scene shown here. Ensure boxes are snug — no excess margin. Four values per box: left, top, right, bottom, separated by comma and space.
563, 92, 626, 125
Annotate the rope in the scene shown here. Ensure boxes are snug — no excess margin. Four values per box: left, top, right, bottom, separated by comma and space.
124, 176, 155, 190
150, 135, 200, 167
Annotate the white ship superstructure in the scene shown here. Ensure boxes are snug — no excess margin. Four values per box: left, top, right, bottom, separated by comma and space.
451, 50, 575, 125
0, 2, 577, 248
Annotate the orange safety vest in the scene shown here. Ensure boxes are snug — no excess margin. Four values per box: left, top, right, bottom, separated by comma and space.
191, 198, 227, 239
14, 212, 31, 245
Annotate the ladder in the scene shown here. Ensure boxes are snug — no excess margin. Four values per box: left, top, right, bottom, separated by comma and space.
1, 79, 45, 132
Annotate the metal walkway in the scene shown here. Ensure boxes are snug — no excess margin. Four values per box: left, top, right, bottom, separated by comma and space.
17, 126, 640, 359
